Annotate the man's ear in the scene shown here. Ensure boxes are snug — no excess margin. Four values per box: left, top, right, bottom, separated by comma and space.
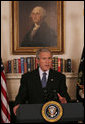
36, 58, 39, 65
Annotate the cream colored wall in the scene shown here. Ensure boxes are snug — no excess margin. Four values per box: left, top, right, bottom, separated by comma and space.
1, 1, 84, 73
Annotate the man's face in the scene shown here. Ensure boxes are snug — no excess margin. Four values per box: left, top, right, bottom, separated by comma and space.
31, 11, 43, 24
37, 52, 52, 71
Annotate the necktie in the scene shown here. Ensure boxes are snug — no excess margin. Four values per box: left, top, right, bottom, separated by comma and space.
41, 72, 47, 88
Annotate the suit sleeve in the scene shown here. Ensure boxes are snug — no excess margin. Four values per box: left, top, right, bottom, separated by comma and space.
59, 74, 71, 102
14, 74, 29, 106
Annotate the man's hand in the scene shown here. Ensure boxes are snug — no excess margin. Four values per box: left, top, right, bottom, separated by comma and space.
57, 93, 67, 103
13, 104, 20, 115
80, 85, 84, 94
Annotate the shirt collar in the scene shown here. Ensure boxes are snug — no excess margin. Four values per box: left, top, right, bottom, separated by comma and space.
39, 67, 49, 74
39, 67, 49, 80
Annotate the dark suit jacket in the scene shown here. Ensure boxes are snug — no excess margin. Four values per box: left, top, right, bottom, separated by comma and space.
20, 22, 57, 47
14, 69, 70, 105
76, 47, 84, 102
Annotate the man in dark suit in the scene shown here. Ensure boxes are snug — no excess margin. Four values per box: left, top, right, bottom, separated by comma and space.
77, 47, 84, 103
20, 6, 57, 47
13, 48, 70, 115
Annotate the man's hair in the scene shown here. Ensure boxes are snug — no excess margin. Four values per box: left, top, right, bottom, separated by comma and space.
30, 6, 46, 19
36, 48, 52, 59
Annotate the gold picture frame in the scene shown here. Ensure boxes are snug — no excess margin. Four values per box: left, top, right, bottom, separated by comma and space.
11, 1, 64, 55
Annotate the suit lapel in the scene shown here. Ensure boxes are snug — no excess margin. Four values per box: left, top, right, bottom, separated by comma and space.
34, 69, 43, 91
46, 69, 55, 87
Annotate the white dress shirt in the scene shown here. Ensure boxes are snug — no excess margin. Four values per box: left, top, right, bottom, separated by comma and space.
39, 67, 49, 82
30, 23, 40, 39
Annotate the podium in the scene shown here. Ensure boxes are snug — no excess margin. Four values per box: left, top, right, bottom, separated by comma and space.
16, 103, 84, 123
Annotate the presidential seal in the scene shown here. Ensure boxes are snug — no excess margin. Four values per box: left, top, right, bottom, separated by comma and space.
42, 101, 63, 122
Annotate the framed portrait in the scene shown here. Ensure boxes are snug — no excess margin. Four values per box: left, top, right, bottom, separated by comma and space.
11, 1, 64, 55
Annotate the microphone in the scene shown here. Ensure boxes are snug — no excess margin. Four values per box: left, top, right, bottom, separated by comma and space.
43, 89, 48, 103
52, 90, 59, 102
43, 89, 59, 102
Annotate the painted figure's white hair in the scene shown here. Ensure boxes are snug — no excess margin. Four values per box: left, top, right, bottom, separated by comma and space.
31, 6, 46, 19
